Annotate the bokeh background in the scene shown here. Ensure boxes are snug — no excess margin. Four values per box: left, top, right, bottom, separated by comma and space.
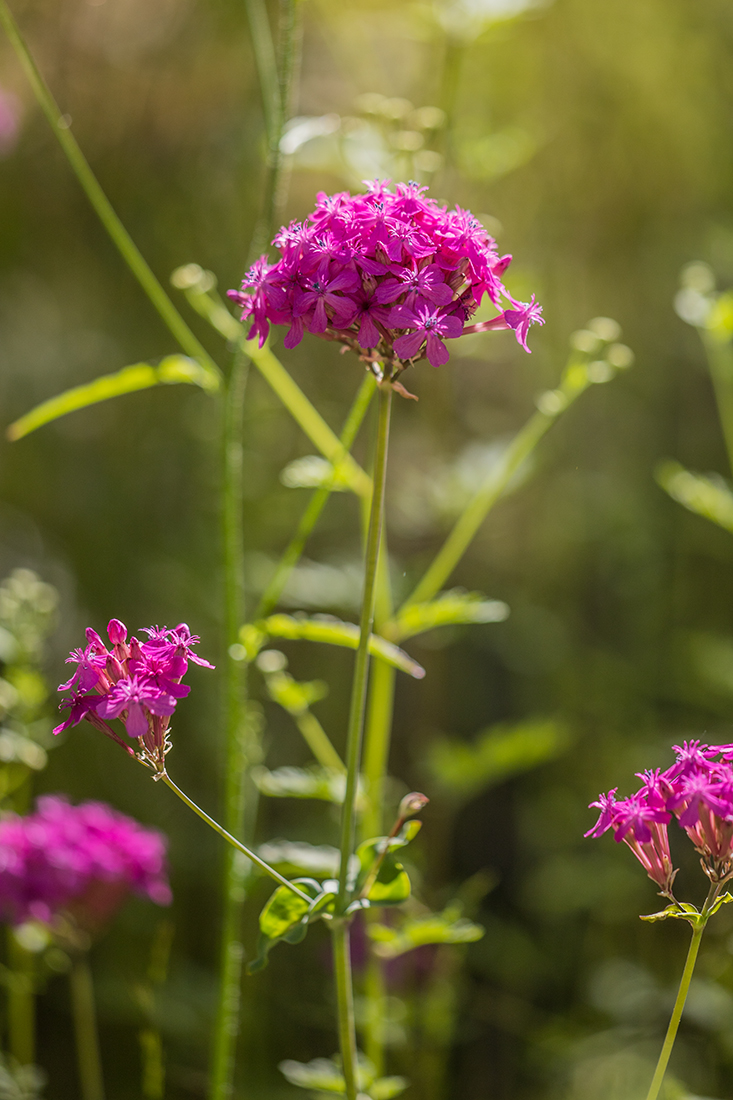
3, 0, 733, 1096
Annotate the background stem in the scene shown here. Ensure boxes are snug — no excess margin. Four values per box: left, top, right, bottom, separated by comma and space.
7, 930, 34, 1066
70, 954, 106, 1100
210, 355, 251, 1100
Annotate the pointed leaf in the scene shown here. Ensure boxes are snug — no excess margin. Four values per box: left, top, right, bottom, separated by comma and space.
250, 614, 425, 679
656, 460, 733, 534
709, 892, 733, 916
7, 355, 218, 440
367, 905, 485, 958
248, 878, 321, 974
386, 589, 509, 642
640, 902, 700, 924
427, 717, 569, 799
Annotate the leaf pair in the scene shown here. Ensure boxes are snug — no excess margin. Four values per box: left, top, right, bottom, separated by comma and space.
279, 1054, 407, 1098
641, 894, 733, 927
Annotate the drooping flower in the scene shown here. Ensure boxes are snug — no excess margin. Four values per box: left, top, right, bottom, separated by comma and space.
587, 743, 733, 893
0, 795, 171, 928
228, 182, 543, 376
55, 618, 213, 773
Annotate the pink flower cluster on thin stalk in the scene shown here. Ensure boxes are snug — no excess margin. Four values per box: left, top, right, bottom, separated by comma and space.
0, 795, 171, 928
55, 618, 213, 774
228, 181, 543, 378
586, 741, 733, 899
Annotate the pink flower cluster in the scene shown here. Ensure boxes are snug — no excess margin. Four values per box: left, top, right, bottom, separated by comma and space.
55, 619, 213, 771
586, 741, 733, 896
228, 181, 543, 370
0, 796, 171, 927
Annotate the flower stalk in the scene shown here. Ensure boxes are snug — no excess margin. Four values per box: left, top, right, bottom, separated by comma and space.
332, 379, 393, 1100
70, 953, 106, 1100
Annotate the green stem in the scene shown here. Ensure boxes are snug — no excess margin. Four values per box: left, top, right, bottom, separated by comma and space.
249, 0, 302, 261
70, 954, 106, 1100
211, 356, 251, 1100
244, 0, 279, 144
256, 373, 376, 618
332, 920, 358, 1099
702, 332, 733, 479
361, 658, 396, 840
337, 382, 393, 905
333, 381, 393, 1100
160, 773, 310, 902
644, 920, 706, 1100
293, 709, 345, 773
362, 916, 386, 1078
0, 0, 220, 381
402, 364, 591, 610
7, 930, 34, 1066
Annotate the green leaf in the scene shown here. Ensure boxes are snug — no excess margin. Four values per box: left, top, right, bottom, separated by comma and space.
252, 765, 347, 804
709, 892, 733, 917
257, 840, 340, 878
367, 904, 485, 958
248, 878, 322, 974
7, 355, 218, 441
427, 717, 570, 799
280, 454, 351, 491
656, 460, 733, 534
386, 588, 509, 642
640, 902, 700, 925
242, 614, 425, 679
262, 668, 328, 715
355, 824, 421, 907
278, 1055, 408, 1098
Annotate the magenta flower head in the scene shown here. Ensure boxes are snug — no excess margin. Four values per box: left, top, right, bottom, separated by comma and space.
228, 181, 543, 381
586, 781, 677, 897
55, 618, 214, 775
587, 744, 733, 898
0, 796, 171, 930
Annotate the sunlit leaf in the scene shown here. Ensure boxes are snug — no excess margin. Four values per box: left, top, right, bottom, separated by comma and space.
7, 355, 218, 441
280, 454, 350, 491
656, 460, 733, 534
252, 765, 347, 803
367, 904, 484, 958
257, 840, 340, 878
279, 1054, 407, 1098
386, 588, 509, 642
261, 668, 328, 715
355, 823, 421, 907
640, 902, 700, 925
427, 717, 569, 799
241, 614, 425, 678
248, 878, 322, 974
709, 892, 733, 917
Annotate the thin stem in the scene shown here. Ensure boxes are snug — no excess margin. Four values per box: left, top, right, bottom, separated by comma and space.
161, 773, 310, 902
211, 356, 251, 1100
0, 0, 220, 380
256, 373, 376, 619
361, 659, 396, 840
294, 710, 345, 773
337, 382, 393, 906
70, 954, 106, 1100
7, 930, 34, 1066
702, 332, 733, 479
332, 921, 358, 1100
363, 919, 386, 1077
249, 0, 303, 260
402, 364, 591, 610
244, 0, 279, 143
332, 381, 392, 1100
644, 922, 705, 1100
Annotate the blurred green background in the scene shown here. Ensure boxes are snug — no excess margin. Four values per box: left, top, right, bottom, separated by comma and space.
3, 0, 733, 1096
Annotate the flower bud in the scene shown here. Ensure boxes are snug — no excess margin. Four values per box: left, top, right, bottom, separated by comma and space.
399, 792, 429, 819
107, 619, 127, 645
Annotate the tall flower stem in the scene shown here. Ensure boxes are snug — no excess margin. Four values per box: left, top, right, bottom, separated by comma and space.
645, 886, 720, 1100
7, 930, 34, 1066
160, 773, 310, 902
211, 354, 251, 1100
69, 954, 105, 1100
333, 380, 393, 1100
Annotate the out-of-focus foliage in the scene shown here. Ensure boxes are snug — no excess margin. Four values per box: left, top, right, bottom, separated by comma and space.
3, 0, 733, 1096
